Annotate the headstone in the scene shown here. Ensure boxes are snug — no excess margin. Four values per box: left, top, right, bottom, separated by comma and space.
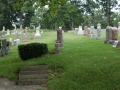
84, 26, 88, 36
14, 40, 17, 46
57, 27, 63, 47
104, 26, 118, 44
0, 41, 5, 57
2, 26, 5, 31
14, 24, 17, 30
33, 26, 35, 30
75, 28, 79, 34
6, 29, 10, 35
2, 30, 5, 37
87, 28, 90, 36
1, 39, 8, 55
31, 32, 35, 39
16, 39, 20, 45
54, 42, 60, 54
96, 23, 101, 39
23, 27, 29, 41
35, 27, 41, 36
77, 26, 83, 34
90, 26, 95, 38
118, 22, 120, 32
113, 40, 118, 47
9, 38, 12, 47
16, 31, 19, 39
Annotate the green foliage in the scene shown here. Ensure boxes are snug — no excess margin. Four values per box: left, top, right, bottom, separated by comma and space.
96, 0, 118, 26
42, 2, 84, 30
18, 43, 48, 60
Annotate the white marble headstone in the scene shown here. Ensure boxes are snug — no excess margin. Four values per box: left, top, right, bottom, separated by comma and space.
6, 29, 10, 35
35, 27, 41, 36
77, 26, 83, 34
2, 26, 5, 31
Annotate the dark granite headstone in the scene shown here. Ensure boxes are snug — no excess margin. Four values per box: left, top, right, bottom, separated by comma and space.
2, 39, 8, 55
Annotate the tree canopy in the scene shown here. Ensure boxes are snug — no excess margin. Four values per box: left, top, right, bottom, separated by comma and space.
0, 0, 120, 30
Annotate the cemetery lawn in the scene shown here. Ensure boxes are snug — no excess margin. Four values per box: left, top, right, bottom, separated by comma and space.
0, 29, 120, 90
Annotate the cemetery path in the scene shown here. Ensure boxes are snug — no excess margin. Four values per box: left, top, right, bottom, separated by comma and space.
0, 78, 46, 90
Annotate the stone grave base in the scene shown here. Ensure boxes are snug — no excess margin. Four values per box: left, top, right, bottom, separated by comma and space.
104, 40, 116, 44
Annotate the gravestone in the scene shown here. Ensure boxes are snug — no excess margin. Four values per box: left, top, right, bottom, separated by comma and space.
56, 27, 63, 47
14, 24, 17, 30
104, 26, 118, 44
2, 30, 5, 37
33, 26, 35, 30
14, 40, 17, 46
31, 32, 35, 39
84, 26, 88, 36
87, 28, 90, 36
113, 40, 118, 47
77, 26, 83, 34
2, 26, 5, 32
75, 28, 79, 34
0, 39, 8, 56
6, 29, 10, 35
16, 31, 19, 39
23, 27, 29, 41
118, 22, 120, 32
96, 23, 101, 39
16, 39, 20, 45
54, 42, 60, 54
9, 38, 12, 47
0, 41, 5, 57
90, 26, 95, 38
35, 27, 41, 36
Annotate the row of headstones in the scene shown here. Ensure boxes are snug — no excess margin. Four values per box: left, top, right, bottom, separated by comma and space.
75, 23, 102, 39
54, 27, 64, 54
0, 25, 43, 57
9, 27, 43, 46
75, 22, 120, 40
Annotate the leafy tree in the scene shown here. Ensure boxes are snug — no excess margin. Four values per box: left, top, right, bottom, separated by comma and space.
96, 0, 118, 26
83, 10, 107, 28
0, 0, 15, 30
42, 2, 84, 30
31, 2, 48, 27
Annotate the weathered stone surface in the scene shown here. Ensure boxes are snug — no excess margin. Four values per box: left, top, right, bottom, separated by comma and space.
96, 23, 101, 39
18, 65, 48, 85
84, 26, 88, 36
105, 26, 118, 44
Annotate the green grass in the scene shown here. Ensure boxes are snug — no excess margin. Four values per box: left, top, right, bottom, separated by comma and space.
0, 29, 120, 90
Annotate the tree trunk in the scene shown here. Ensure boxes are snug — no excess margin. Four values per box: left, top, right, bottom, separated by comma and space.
19, 12, 23, 26
106, 13, 110, 26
